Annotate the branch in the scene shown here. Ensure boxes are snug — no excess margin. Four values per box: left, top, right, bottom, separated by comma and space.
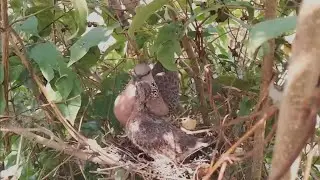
269, 1, 320, 179
181, 35, 209, 125
251, 0, 276, 179
0, 0, 10, 114
0, 127, 119, 165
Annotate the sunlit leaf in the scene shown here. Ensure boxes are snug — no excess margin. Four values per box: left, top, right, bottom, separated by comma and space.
45, 83, 63, 102
128, 0, 169, 38
68, 27, 113, 66
69, 0, 88, 39
249, 16, 297, 52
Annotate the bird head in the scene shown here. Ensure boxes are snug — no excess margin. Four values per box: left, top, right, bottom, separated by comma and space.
129, 63, 153, 82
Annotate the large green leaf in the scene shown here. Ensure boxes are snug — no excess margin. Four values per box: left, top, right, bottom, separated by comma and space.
248, 16, 297, 52
45, 76, 82, 125
156, 40, 180, 71
128, 0, 169, 38
14, 16, 39, 37
69, 0, 88, 39
57, 86, 81, 125
25, 6, 54, 37
76, 46, 101, 69
29, 42, 60, 82
55, 75, 73, 100
152, 22, 184, 71
68, 27, 113, 66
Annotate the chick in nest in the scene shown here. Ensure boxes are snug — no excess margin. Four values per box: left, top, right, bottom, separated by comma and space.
113, 62, 180, 126
126, 80, 210, 163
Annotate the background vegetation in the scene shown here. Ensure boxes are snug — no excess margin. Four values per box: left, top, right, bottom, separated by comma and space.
1, 0, 318, 179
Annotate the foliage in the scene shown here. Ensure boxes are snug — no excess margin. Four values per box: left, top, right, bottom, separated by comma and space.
0, 0, 318, 179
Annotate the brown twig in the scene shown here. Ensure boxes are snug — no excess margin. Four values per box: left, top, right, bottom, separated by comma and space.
203, 107, 277, 179
181, 36, 209, 124
204, 64, 221, 121
168, 5, 209, 125
0, 127, 117, 165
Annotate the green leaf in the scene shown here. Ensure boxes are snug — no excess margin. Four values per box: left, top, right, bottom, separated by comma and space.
69, 0, 88, 39
62, 81, 82, 125
128, 0, 169, 38
151, 23, 184, 71
81, 120, 102, 137
45, 83, 63, 102
68, 27, 113, 67
9, 0, 23, 12
55, 75, 73, 100
9, 56, 25, 82
9, 65, 25, 82
156, 40, 179, 71
135, 31, 153, 49
25, 6, 54, 37
153, 22, 184, 48
46, 77, 82, 125
249, 16, 297, 52
238, 96, 252, 116
76, 46, 101, 69
29, 42, 60, 82
14, 16, 39, 37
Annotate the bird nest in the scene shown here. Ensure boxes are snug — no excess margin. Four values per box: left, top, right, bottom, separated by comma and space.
1, 113, 230, 180
99, 132, 219, 180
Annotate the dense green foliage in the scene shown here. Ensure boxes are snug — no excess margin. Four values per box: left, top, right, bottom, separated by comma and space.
1, 0, 317, 179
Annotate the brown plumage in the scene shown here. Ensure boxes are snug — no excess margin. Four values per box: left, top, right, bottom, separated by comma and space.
114, 62, 179, 126
151, 62, 180, 114
126, 80, 208, 163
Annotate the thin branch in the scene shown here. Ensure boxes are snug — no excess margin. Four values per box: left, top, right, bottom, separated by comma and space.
0, 127, 115, 165
251, 0, 276, 179
1, 0, 10, 114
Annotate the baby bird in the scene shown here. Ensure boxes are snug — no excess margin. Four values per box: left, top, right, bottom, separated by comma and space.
151, 62, 180, 114
126, 80, 209, 163
114, 62, 176, 126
